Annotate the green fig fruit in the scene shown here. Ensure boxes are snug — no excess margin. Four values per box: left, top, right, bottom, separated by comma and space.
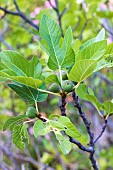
26, 107, 37, 118
49, 83, 60, 93
62, 71, 68, 80
62, 80, 74, 93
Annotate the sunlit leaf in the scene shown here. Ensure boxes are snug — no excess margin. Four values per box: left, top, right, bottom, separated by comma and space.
69, 59, 97, 82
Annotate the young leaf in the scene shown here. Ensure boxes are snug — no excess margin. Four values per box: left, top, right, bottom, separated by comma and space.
39, 14, 62, 70
55, 132, 72, 155
61, 27, 75, 68
45, 74, 60, 86
8, 83, 48, 103
58, 116, 81, 138
80, 28, 105, 51
76, 83, 87, 100
69, 59, 97, 82
49, 114, 60, 120
33, 120, 51, 137
86, 95, 103, 116
94, 57, 113, 72
3, 114, 27, 131
0, 71, 42, 89
49, 120, 65, 131
72, 38, 81, 55
39, 15, 75, 70
105, 42, 113, 55
0, 51, 42, 78
76, 40, 107, 61
12, 124, 27, 150
103, 101, 113, 115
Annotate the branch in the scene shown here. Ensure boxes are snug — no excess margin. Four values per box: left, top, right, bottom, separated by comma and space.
79, 19, 88, 40
13, 153, 39, 167
47, 0, 69, 37
0, 36, 14, 50
94, 119, 107, 144
69, 137, 93, 153
0, 144, 41, 168
72, 92, 98, 170
72, 92, 94, 146
96, 72, 113, 86
59, 92, 67, 116
0, 5, 39, 30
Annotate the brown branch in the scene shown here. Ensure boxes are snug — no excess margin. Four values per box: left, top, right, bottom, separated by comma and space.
0, 4, 39, 30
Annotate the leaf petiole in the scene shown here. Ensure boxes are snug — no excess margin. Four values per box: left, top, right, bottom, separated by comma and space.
37, 88, 60, 96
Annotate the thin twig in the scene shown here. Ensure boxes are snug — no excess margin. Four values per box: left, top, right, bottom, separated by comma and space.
96, 72, 113, 86
0, 6, 39, 30
47, 0, 67, 37
79, 19, 88, 40
94, 119, 107, 144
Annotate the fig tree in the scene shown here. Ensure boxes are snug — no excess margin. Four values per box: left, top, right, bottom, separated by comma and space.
62, 80, 74, 93
62, 71, 68, 80
26, 107, 37, 118
49, 83, 60, 93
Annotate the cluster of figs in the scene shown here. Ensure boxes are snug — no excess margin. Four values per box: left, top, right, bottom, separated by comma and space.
26, 71, 75, 119
49, 71, 74, 93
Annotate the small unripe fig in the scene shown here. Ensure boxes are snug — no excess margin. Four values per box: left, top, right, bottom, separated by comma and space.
62, 80, 74, 93
26, 107, 37, 118
49, 83, 60, 93
62, 71, 68, 80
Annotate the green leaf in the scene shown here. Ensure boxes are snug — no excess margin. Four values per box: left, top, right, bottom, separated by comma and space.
8, 83, 48, 103
103, 101, 113, 114
61, 48, 75, 68
105, 43, 113, 55
22, 124, 29, 142
94, 57, 113, 72
39, 14, 62, 70
76, 83, 87, 100
3, 114, 27, 131
87, 87, 94, 96
49, 114, 60, 120
45, 74, 60, 86
86, 95, 103, 116
72, 39, 81, 55
80, 28, 105, 51
69, 59, 97, 82
58, 116, 81, 138
55, 132, 72, 155
33, 36, 50, 55
12, 124, 26, 150
0, 71, 42, 89
39, 15, 74, 70
76, 40, 107, 61
33, 120, 51, 137
49, 120, 65, 131
61, 27, 75, 68
0, 51, 42, 78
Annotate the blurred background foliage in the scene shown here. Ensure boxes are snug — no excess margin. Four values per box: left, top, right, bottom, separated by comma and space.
0, 0, 113, 169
